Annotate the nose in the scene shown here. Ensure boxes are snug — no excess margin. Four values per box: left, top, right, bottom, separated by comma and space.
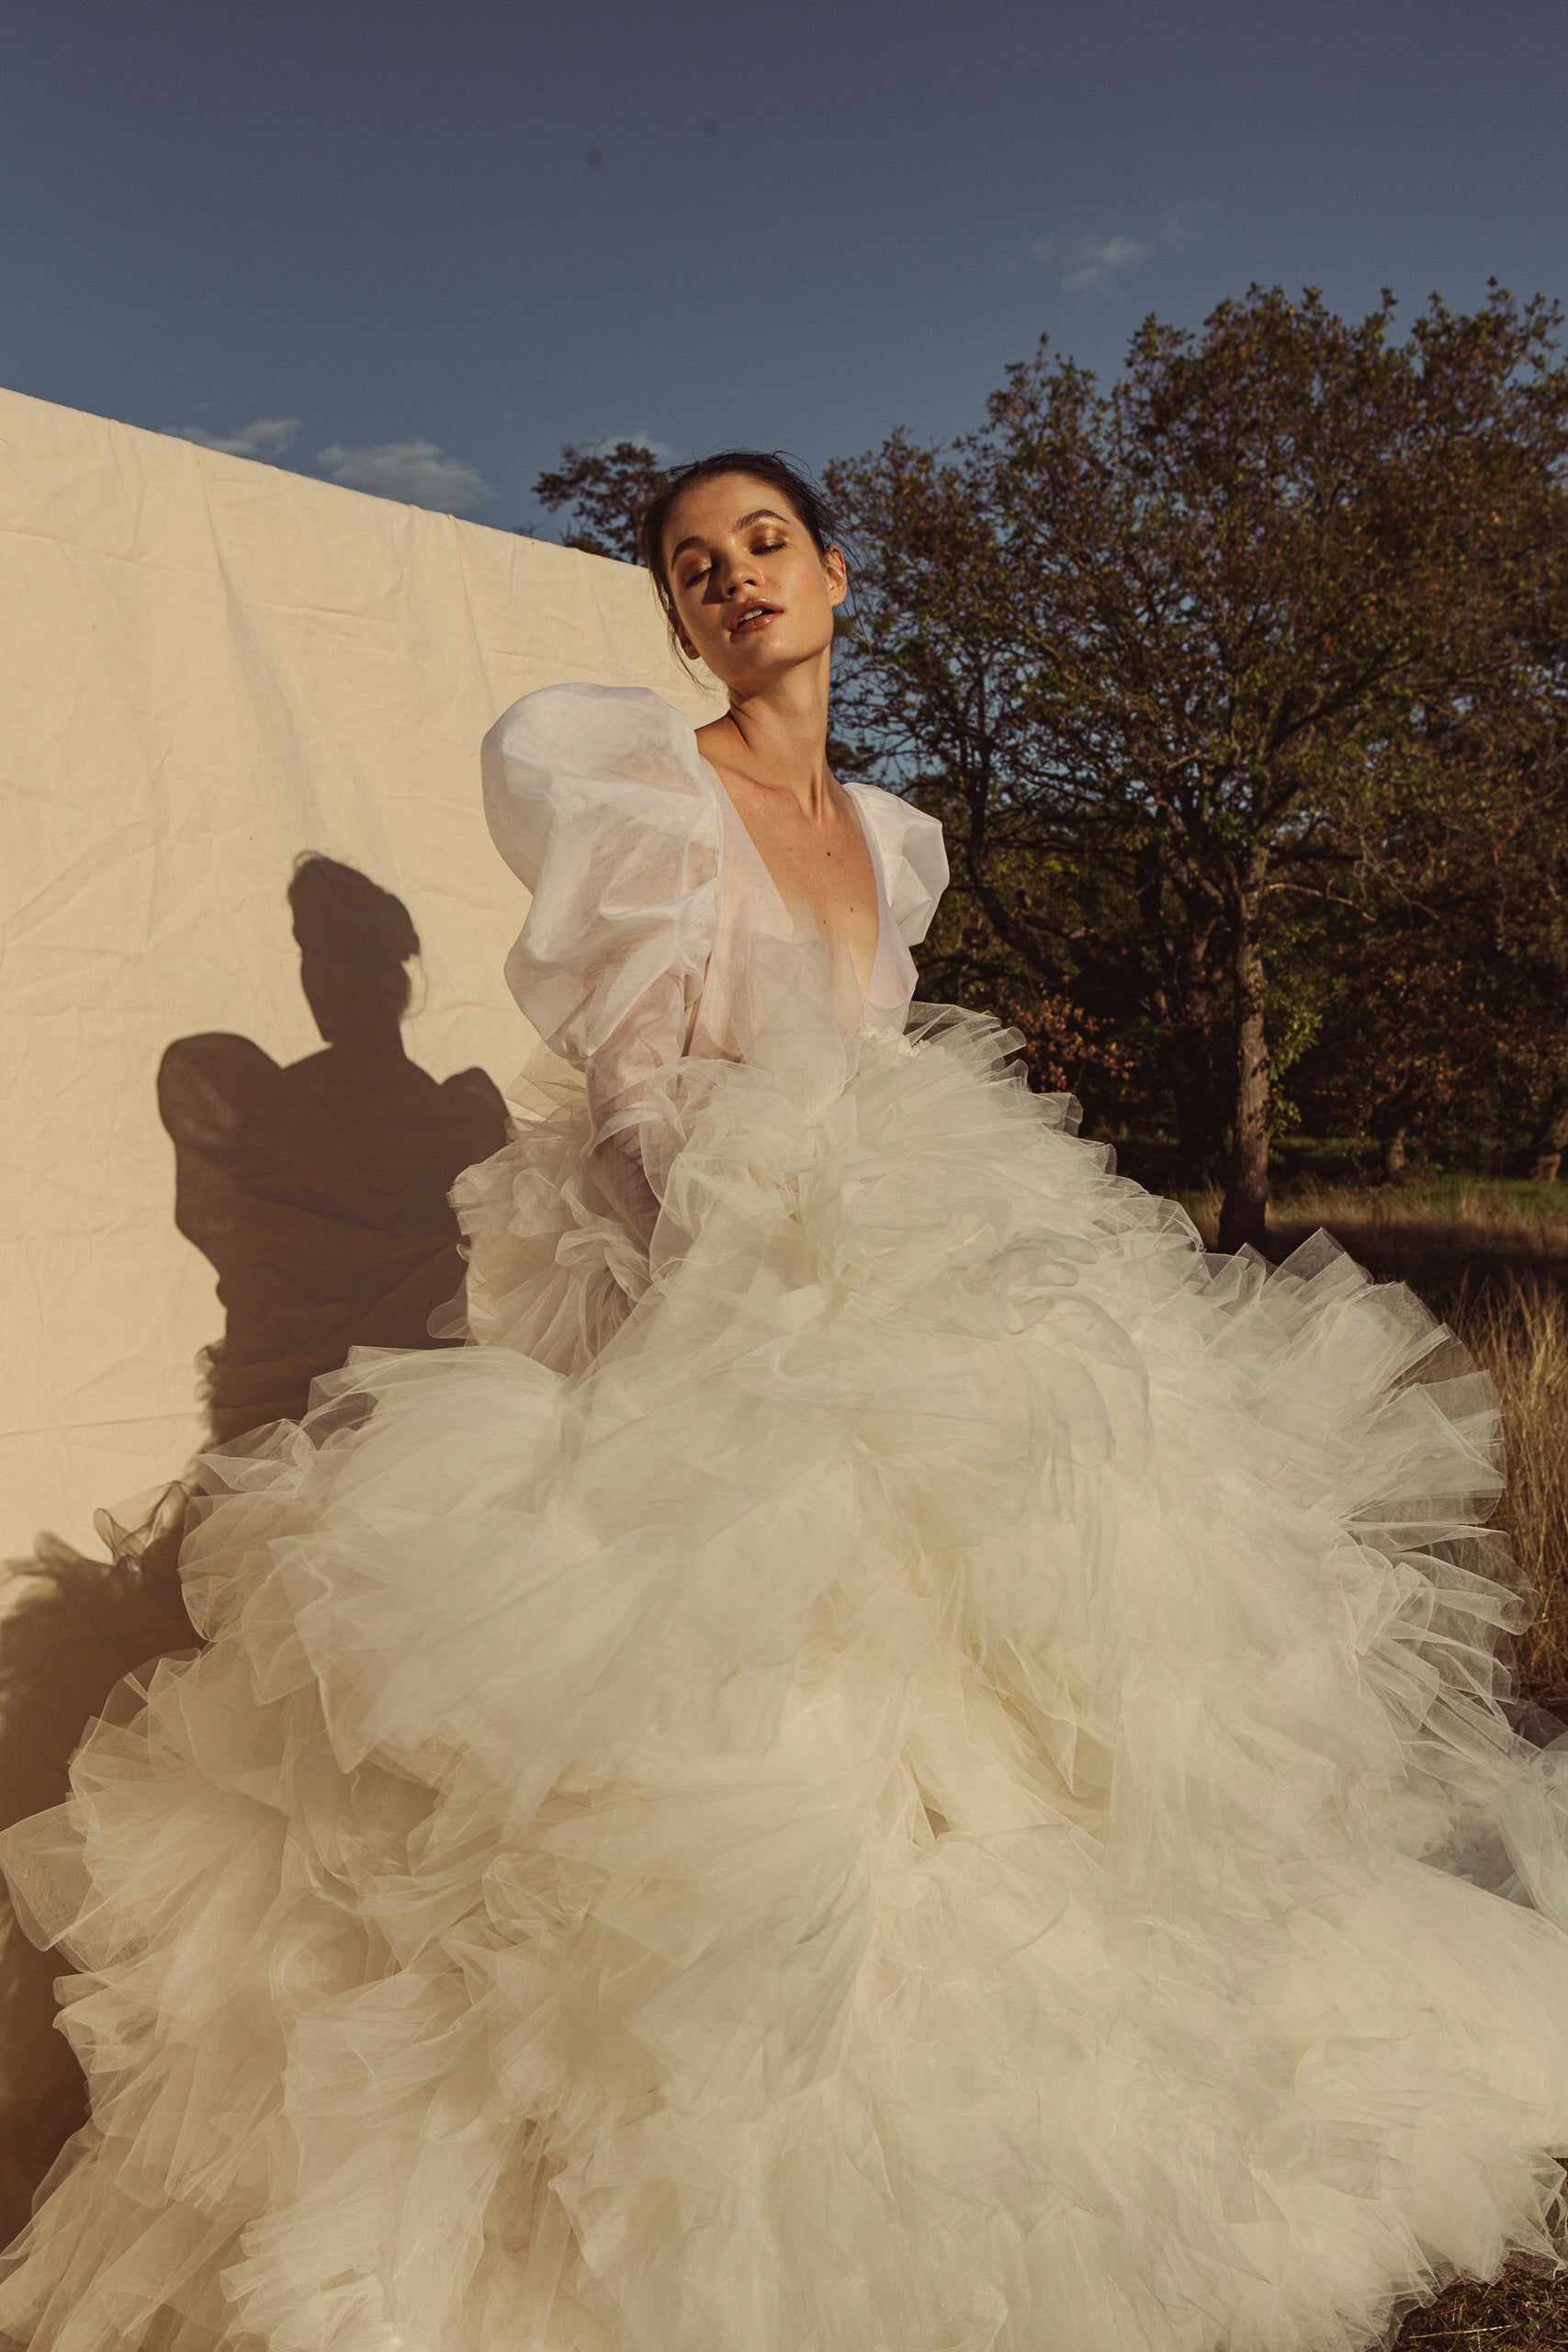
715, 546, 760, 597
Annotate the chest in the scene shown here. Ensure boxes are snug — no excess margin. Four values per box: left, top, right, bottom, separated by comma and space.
707, 766, 882, 986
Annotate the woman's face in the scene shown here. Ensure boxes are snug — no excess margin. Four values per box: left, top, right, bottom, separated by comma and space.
660, 472, 846, 688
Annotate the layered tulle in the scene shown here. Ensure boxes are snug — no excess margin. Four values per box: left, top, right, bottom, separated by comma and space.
0, 1498, 196, 2243
5, 995, 1568, 2351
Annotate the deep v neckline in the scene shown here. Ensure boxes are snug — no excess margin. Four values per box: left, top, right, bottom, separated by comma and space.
697, 754, 888, 1002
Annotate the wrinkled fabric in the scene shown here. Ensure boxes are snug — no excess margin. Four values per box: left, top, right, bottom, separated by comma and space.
4, 690, 1568, 2352
1, 391, 721, 1564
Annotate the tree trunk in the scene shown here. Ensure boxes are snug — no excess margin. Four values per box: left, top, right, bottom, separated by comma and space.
1525, 1080, 1568, 1182
1169, 1014, 1227, 1182
1218, 859, 1271, 1255
1135, 845, 1226, 1181
1382, 1125, 1408, 1182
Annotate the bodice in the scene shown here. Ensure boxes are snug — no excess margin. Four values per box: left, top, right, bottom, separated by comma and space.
685, 757, 926, 1063
479, 682, 948, 1239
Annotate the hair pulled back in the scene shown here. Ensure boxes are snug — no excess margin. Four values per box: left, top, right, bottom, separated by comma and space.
636, 450, 841, 639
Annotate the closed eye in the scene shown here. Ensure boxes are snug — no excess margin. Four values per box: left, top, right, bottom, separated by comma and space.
679, 537, 787, 590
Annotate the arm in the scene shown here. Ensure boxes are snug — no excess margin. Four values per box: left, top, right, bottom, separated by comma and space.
582, 968, 693, 1247
480, 684, 721, 1248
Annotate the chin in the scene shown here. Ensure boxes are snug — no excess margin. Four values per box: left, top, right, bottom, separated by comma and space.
707, 635, 819, 687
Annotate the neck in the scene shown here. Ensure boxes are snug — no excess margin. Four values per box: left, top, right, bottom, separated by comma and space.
716, 650, 834, 815
317, 1028, 409, 1058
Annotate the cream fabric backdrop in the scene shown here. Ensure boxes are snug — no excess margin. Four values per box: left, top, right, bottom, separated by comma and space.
0, 388, 721, 1558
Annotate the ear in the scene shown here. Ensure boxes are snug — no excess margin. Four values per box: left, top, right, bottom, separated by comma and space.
677, 628, 700, 660
823, 543, 848, 609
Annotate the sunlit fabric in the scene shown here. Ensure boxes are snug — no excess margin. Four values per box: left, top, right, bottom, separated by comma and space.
0, 388, 717, 1561
3, 686, 1568, 2349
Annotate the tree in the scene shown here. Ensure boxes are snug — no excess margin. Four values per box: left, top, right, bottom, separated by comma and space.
1290, 685, 1568, 1177
830, 286, 1568, 1248
530, 440, 671, 560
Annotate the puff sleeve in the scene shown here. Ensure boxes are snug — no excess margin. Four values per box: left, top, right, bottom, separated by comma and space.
847, 786, 949, 946
481, 683, 720, 1243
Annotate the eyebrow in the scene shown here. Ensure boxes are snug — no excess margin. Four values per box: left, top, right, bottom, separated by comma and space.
669, 507, 793, 564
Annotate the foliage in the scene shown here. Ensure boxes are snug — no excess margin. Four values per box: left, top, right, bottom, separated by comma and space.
827, 285, 1568, 1247
1292, 689, 1568, 1170
531, 439, 670, 560
535, 291, 1568, 1238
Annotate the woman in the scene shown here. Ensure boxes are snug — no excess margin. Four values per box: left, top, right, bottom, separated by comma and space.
4, 450, 1568, 2352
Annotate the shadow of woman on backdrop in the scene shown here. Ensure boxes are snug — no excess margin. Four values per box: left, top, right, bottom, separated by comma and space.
0, 853, 507, 2234
161, 853, 507, 1445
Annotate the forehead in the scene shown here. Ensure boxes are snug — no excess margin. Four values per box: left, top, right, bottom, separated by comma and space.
662, 473, 796, 557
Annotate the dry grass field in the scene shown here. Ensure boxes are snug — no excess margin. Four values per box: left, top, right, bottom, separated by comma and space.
1208, 1177, 1568, 1711
1185, 1174, 1568, 2346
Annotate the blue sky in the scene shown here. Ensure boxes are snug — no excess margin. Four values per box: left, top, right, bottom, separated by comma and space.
5, 0, 1565, 534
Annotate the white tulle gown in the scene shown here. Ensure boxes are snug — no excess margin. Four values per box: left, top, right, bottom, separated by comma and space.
6, 681, 1568, 2352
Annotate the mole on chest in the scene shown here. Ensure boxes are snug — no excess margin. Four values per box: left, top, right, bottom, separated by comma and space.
712, 770, 881, 986
757, 806, 869, 904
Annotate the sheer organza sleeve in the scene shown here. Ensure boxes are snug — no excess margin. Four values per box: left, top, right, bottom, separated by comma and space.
847, 785, 949, 945
481, 683, 719, 1244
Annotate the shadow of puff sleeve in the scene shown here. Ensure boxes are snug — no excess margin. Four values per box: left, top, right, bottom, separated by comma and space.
481, 683, 720, 1244
849, 786, 949, 946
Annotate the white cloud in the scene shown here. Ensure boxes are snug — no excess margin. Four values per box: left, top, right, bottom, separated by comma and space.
1035, 202, 1216, 298
1057, 232, 1151, 296
158, 415, 495, 514
314, 439, 493, 514
162, 415, 302, 458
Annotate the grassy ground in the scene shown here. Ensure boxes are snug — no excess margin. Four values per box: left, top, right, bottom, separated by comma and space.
1183, 1173, 1568, 2346
1394, 2262, 1568, 2347
1185, 1174, 1568, 1708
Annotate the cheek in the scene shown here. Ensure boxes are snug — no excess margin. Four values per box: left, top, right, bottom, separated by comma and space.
673, 587, 716, 639
789, 558, 837, 620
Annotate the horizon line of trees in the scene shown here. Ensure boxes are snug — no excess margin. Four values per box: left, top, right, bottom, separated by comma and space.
529, 283, 1568, 1252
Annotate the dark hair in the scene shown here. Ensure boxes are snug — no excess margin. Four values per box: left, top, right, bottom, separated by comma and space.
636, 449, 840, 638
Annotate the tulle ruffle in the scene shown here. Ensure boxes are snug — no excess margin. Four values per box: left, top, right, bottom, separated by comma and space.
4, 1003, 1568, 2351
0, 1483, 197, 2244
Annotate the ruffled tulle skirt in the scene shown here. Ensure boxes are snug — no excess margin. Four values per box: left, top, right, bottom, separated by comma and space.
5, 1004, 1568, 2352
